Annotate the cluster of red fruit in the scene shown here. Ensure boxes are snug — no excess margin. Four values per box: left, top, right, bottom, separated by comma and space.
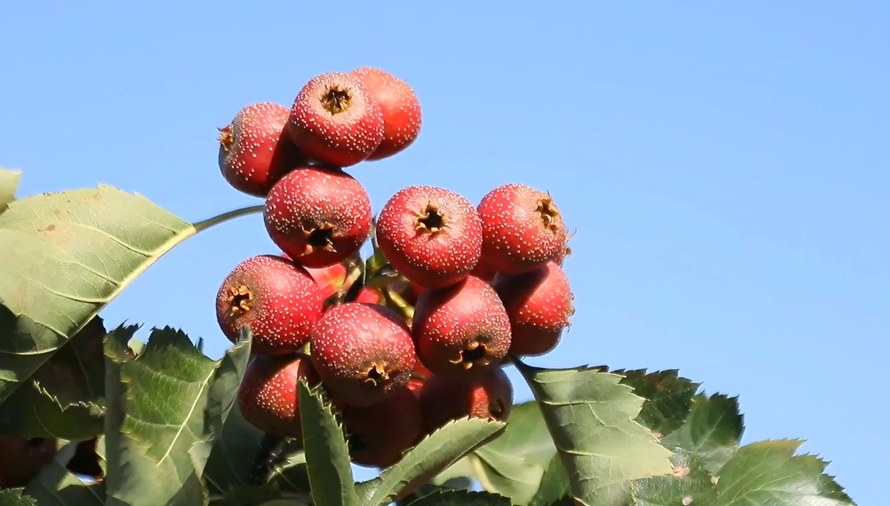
215, 67, 575, 468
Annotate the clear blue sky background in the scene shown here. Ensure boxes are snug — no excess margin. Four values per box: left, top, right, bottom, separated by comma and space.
2, 1, 887, 503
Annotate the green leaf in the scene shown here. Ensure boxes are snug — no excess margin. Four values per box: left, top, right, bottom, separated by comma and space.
613, 368, 701, 437
405, 489, 511, 506
23, 439, 107, 505
514, 360, 674, 506
630, 449, 718, 506
471, 401, 556, 505
0, 166, 22, 213
359, 417, 506, 506
661, 393, 744, 473
0, 317, 108, 439
0, 489, 37, 506
708, 439, 855, 506
0, 185, 195, 406
297, 378, 358, 506
529, 454, 570, 506
103, 325, 252, 506
203, 398, 266, 496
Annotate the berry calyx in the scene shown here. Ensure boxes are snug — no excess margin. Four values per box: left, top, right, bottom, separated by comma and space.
348, 67, 422, 161
376, 185, 483, 289
412, 275, 511, 377
287, 72, 384, 167
264, 166, 372, 268
492, 261, 575, 356
477, 183, 568, 274
309, 303, 417, 406
216, 255, 324, 356
217, 102, 307, 197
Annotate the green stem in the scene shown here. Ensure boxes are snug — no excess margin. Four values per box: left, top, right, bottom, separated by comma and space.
192, 204, 264, 232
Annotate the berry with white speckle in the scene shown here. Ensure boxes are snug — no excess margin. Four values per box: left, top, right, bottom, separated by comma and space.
309, 302, 417, 407
348, 67, 422, 161
492, 261, 575, 356
237, 354, 321, 439
412, 275, 511, 377
418, 367, 513, 436
477, 183, 568, 274
218, 102, 307, 197
375, 185, 483, 289
215, 254, 324, 356
287, 72, 384, 167
264, 166, 372, 269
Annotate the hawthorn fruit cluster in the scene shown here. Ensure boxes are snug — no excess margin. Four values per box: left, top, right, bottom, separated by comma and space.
215, 67, 575, 468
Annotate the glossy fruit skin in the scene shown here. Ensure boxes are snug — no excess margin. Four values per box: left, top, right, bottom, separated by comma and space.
492, 261, 574, 356
264, 166, 372, 269
419, 368, 513, 435
348, 67, 422, 161
287, 72, 384, 167
302, 261, 348, 300
477, 183, 568, 274
237, 355, 320, 439
218, 102, 307, 197
310, 303, 417, 407
376, 185, 483, 289
216, 255, 324, 356
412, 275, 511, 377
0, 437, 58, 488
341, 388, 422, 468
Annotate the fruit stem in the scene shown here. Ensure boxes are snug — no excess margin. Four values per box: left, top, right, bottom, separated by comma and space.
192, 204, 264, 233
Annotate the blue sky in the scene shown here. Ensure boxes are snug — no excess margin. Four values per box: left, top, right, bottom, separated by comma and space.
2, 1, 887, 503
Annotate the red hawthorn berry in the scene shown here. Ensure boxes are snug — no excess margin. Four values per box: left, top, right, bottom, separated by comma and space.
309, 303, 417, 407
419, 368, 513, 435
216, 255, 324, 356
348, 67, 422, 161
375, 185, 483, 289
492, 261, 575, 356
287, 72, 384, 167
0, 437, 58, 488
217, 102, 307, 197
264, 166, 372, 269
237, 355, 321, 439
341, 388, 422, 468
412, 275, 511, 377
477, 183, 568, 274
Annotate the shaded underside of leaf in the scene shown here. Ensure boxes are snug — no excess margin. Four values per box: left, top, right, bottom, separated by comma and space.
661, 393, 744, 473
298, 379, 357, 506
102, 326, 251, 506
0, 184, 195, 405
612, 368, 702, 437
360, 417, 506, 506
514, 360, 674, 506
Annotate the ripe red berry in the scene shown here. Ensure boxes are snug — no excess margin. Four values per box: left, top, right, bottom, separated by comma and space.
217, 102, 307, 197
287, 72, 384, 167
341, 388, 422, 468
348, 67, 422, 161
310, 303, 417, 407
216, 255, 324, 356
492, 261, 575, 356
264, 166, 372, 269
477, 183, 568, 274
376, 185, 483, 289
419, 368, 513, 435
0, 437, 58, 487
412, 275, 511, 377
237, 355, 321, 439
